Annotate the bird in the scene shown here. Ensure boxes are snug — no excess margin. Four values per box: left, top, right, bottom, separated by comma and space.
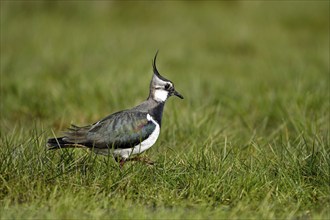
47, 52, 184, 166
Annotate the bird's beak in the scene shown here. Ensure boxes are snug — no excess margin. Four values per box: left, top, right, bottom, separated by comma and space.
173, 90, 184, 99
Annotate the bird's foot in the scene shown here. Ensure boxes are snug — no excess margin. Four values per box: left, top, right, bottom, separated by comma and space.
116, 156, 155, 168
129, 156, 155, 166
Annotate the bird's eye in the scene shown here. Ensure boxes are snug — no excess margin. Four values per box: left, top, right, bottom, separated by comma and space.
164, 84, 170, 90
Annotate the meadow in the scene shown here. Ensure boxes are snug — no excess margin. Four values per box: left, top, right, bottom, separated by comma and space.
1, 1, 329, 219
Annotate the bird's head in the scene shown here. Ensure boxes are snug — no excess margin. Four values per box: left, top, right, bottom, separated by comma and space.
149, 52, 184, 103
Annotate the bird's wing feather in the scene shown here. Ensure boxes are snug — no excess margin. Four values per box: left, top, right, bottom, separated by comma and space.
63, 111, 156, 149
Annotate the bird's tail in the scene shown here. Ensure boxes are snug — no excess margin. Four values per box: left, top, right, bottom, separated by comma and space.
47, 137, 73, 150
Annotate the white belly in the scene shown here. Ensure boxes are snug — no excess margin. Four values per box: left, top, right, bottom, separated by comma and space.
113, 114, 160, 159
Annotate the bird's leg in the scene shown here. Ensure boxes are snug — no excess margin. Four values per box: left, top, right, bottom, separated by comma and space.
119, 158, 126, 168
114, 156, 126, 168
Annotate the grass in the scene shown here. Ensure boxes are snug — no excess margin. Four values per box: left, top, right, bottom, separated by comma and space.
1, 1, 329, 219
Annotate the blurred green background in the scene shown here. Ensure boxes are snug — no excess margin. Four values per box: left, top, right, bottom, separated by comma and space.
2, 1, 328, 129
1, 1, 329, 219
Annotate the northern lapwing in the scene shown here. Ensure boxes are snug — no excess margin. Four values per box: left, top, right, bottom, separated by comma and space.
47, 52, 183, 166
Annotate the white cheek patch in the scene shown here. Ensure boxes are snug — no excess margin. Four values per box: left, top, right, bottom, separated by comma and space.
154, 89, 169, 102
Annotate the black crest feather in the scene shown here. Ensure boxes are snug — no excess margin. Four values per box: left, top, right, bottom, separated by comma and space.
152, 50, 170, 82
153, 50, 160, 76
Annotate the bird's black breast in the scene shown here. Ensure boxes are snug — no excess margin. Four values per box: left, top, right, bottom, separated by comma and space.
149, 102, 165, 126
